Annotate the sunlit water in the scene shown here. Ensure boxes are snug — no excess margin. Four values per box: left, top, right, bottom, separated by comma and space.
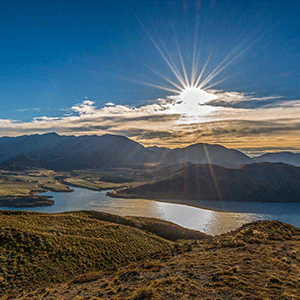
1, 187, 300, 235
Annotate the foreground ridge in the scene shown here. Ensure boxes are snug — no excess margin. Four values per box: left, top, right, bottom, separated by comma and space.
1, 215, 299, 299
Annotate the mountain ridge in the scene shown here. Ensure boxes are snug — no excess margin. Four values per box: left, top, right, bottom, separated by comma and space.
0, 133, 252, 170
1, 132, 300, 171
111, 162, 300, 202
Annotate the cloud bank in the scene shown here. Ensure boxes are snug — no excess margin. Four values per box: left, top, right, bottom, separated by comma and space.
1, 90, 300, 154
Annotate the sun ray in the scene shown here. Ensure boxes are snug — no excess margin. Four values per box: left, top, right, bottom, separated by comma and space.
191, 15, 200, 87
131, 78, 181, 93
203, 144, 222, 200
172, 26, 190, 87
144, 64, 185, 91
202, 73, 237, 90
152, 21, 187, 87
194, 51, 213, 88
199, 40, 257, 89
199, 25, 267, 88
199, 42, 247, 88
193, 17, 208, 86
138, 19, 187, 87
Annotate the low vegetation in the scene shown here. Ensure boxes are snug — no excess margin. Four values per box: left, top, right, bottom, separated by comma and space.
62, 177, 123, 191
0, 210, 178, 296
0, 170, 70, 197
0, 170, 72, 207
10, 220, 300, 300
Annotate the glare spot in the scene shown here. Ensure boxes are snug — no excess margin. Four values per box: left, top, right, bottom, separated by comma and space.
180, 87, 217, 105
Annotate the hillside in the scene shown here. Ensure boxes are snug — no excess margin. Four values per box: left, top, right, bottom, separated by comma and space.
0, 133, 70, 162
111, 162, 300, 202
255, 151, 300, 166
11, 220, 300, 299
0, 210, 206, 296
0, 155, 41, 171
29, 134, 151, 170
160, 143, 252, 168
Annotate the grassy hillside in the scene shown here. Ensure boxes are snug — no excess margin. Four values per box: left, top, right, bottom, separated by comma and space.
13, 220, 300, 300
0, 211, 177, 295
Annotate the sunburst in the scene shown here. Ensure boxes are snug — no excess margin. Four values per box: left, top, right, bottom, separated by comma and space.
132, 14, 261, 116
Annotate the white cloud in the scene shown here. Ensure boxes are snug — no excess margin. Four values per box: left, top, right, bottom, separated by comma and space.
71, 100, 96, 115
1, 90, 300, 151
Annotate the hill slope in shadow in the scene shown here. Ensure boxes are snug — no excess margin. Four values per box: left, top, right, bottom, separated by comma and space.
112, 162, 300, 202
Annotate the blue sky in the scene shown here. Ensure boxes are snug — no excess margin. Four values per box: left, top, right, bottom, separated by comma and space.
0, 0, 300, 152
1, 0, 299, 115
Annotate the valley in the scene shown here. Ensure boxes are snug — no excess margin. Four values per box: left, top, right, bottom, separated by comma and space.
1, 133, 300, 208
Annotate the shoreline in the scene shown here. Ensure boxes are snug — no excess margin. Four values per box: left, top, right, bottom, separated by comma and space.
0, 195, 54, 208
2, 185, 300, 214
107, 191, 300, 214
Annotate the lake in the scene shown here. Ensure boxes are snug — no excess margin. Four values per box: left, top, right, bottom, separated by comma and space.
2, 187, 300, 235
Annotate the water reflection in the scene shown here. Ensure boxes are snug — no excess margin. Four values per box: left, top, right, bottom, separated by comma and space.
1, 187, 300, 236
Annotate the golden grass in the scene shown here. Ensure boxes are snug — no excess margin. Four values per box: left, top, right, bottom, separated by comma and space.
62, 177, 123, 190
0, 210, 173, 296
11, 220, 300, 300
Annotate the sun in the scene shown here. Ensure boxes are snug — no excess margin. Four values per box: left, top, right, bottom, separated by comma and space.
135, 18, 250, 110
167, 87, 218, 120
179, 87, 217, 106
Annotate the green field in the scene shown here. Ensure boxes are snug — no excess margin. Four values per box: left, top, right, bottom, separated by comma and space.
0, 170, 71, 198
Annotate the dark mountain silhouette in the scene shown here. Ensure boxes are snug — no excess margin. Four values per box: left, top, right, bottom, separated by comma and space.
146, 146, 171, 162
4, 133, 300, 172
0, 155, 41, 171
0, 132, 71, 162
28, 134, 151, 170
113, 162, 300, 202
159, 143, 252, 168
0, 133, 255, 171
254, 151, 300, 166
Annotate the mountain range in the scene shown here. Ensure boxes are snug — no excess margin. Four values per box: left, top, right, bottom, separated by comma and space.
0, 132, 300, 170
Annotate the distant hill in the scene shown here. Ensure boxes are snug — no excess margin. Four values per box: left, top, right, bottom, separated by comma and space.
255, 151, 300, 166
0, 154, 41, 171
0, 133, 255, 171
0, 132, 70, 162
5, 133, 300, 172
112, 162, 300, 202
0, 133, 151, 170
159, 143, 252, 168
29, 134, 151, 170
7, 133, 300, 171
